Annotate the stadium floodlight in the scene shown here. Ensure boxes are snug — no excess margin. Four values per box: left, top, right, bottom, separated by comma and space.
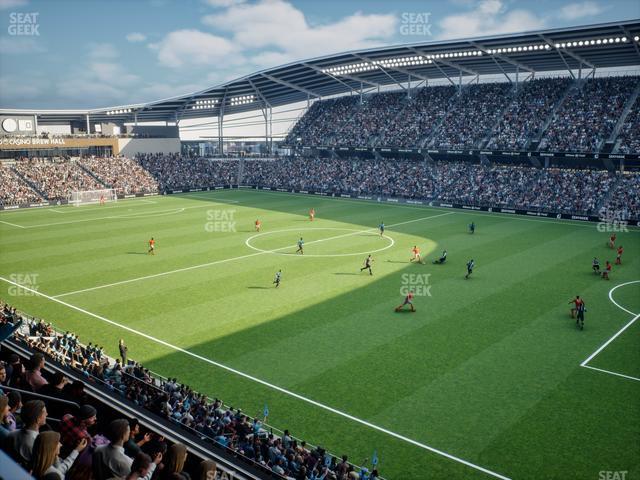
635, 36, 640, 42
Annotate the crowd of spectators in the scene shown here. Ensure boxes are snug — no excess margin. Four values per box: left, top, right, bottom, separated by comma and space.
78, 157, 159, 195
487, 77, 572, 150
284, 76, 640, 154
135, 154, 238, 191
284, 96, 359, 146
376, 85, 457, 148
0, 163, 43, 206
540, 76, 639, 152
1, 302, 381, 480
429, 82, 514, 149
243, 157, 638, 219
616, 95, 640, 154
327, 92, 406, 147
13, 158, 104, 201
599, 172, 640, 222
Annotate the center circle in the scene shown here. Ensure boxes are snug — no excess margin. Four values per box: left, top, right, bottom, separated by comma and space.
245, 227, 395, 257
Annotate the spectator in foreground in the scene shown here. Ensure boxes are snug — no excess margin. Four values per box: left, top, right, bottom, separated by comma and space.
158, 442, 189, 480
30, 430, 87, 480
126, 452, 154, 480
93, 418, 161, 480
25, 353, 48, 391
59, 404, 96, 458
5, 399, 48, 466
197, 460, 217, 480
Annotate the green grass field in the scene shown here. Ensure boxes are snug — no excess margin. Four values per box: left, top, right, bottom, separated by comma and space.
1, 189, 639, 480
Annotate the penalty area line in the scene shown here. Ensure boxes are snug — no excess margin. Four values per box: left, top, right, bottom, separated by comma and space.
0, 275, 511, 480
580, 280, 640, 382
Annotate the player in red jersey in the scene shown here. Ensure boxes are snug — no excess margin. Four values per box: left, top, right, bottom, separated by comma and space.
148, 237, 155, 255
569, 295, 584, 318
255, 219, 262, 232
602, 260, 612, 280
615, 245, 623, 265
99, 195, 105, 206
608, 233, 616, 249
409, 246, 422, 264
309, 208, 315, 221
395, 291, 416, 312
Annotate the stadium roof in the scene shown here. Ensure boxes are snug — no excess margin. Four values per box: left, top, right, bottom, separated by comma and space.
3, 19, 640, 125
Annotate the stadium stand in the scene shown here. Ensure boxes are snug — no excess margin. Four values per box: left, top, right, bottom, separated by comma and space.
0, 301, 382, 480
77, 157, 159, 196
135, 154, 238, 191
539, 76, 639, 152
376, 85, 457, 148
0, 163, 43, 206
1, 155, 638, 221
616, 95, 640, 154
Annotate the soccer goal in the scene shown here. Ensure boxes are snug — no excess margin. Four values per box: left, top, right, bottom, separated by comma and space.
70, 188, 117, 206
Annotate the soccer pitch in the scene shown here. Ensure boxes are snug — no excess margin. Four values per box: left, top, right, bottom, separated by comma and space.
1, 189, 639, 479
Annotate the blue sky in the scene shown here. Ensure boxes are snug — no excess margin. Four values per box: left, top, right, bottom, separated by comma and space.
0, 0, 638, 109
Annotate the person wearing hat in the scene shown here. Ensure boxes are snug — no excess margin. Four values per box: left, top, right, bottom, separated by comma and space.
59, 404, 96, 458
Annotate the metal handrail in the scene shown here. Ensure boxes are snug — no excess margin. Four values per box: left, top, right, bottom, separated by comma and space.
0, 385, 80, 409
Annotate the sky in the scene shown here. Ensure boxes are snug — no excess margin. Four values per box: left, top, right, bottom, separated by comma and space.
0, 0, 638, 113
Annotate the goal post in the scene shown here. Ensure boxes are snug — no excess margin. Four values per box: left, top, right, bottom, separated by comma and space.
70, 189, 117, 206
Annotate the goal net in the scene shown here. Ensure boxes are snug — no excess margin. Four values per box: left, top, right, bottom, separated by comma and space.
70, 189, 117, 206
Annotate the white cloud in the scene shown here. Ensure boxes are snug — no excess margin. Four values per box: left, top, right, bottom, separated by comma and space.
88, 42, 118, 59
558, 1, 607, 20
150, 29, 239, 68
202, 0, 396, 65
438, 0, 546, 40
0, 36, 45, 54
204, 0, 245, 7
126, 32, 147, 43
0, 0, 28, 9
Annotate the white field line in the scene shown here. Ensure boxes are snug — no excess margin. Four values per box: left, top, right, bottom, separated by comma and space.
579, 280, 640, 381
0, 219, 26, 228
244, 188, 640, 231
0, 196, 161, 216
52, 212, 454, 298
582, 365, 640, 382
0, 275, 510, 480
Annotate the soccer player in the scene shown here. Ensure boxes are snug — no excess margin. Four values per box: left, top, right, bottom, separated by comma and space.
569, 295, 583, 318
592, 257, 600, 274
309, 208, 315, 222
469, 222, 475, 234
410, 246, 422, 264
616, 245, 623, 265
433, 249, 447, 264
576, 300, 586, 330
273, 270, 281, 288
255, 219, 262, 232
609, 232, 616, 249
360, 255, 374, 275
379, 221, 385, 237
602, 261, 612, 280
148, 237, 155, 255
465, 259, 475, 279
296, 237, 304, 255
395, 291, 416, 312
99, 194, 105, 206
